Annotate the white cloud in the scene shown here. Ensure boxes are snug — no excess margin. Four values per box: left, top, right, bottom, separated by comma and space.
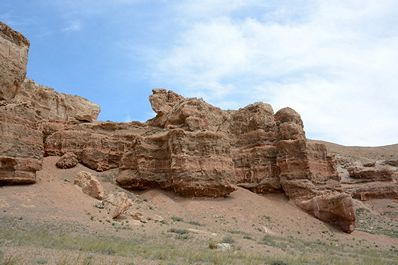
62, 20, 82, 32
149, 0, 398, 146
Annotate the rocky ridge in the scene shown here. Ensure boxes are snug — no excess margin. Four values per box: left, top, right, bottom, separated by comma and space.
312, 140, 398, 201
3, 22, 396, 233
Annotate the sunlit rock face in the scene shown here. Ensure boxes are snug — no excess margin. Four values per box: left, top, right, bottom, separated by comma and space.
0, 22, 99, 185
0, 22, 357, 233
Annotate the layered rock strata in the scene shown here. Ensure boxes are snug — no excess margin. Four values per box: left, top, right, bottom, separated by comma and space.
0, 22, 29, 100
0, 23, 99, 185
0, 22, 361, 232
337, 158, 398, 201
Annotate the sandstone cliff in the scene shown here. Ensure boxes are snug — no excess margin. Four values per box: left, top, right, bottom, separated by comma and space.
0, 22, 99, 185
7, 22, 398, 233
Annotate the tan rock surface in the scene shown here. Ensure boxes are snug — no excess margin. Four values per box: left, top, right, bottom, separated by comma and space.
3, 22, 385, 233
56, 152, 78, 169
0, 22, 29, 100
0, 23, 100, 184
74, 171, 104, 199
102, 191, 133, 219
16, 79, 100, 122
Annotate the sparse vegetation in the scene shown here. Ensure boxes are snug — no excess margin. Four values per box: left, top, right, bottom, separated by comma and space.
221, 235, 235, 244
0, 216, 397, 265
34, 258, 48, 264
167, 228, 189, 235
187, 220, 203, 226
171, 216, 183, 222
356, 207, 398, 238
270, 261, 288, 265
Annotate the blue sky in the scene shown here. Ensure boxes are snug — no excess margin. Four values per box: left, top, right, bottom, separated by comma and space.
1, 0, 398, 146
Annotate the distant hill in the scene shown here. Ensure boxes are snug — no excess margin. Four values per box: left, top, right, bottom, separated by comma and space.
310, 139, 398, 161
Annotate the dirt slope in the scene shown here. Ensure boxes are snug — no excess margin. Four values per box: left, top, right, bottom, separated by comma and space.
1, 156, 397, 264
310, 139, 398, 161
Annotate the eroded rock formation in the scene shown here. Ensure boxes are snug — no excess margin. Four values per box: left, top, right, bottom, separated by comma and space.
0, 22, 99, 185
74, 171, 105, 199
0, 22, 29, 100
0, 22, 374, 233
337, 157, 398, 201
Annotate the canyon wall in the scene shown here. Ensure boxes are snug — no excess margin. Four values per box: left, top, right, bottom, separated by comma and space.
0, 22, 372, 233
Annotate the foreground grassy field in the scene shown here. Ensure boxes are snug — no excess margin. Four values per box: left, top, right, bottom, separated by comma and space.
0, 216, 397, 265
1, 157, 397, 265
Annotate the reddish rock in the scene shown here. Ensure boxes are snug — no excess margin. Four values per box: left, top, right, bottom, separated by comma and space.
45, 122, 149, 171
74, 171, 104, 199
0, 23, 366, 233
335, 156, 398, 200
56, 152, 79, 169
0, 22, 29, 100
16, 79, 100, 122
0, 93, 43, 185
343, 182, 398, 201
274, 108, 355, 232
0, 23, 99, 185
347, 166, 393, 182
102, 192, 133, 219
296, 192, 356, 233
0, 156, 41, 184
117, 129, 236, 197
230, 103, 280, 193
148, 89, 184, 127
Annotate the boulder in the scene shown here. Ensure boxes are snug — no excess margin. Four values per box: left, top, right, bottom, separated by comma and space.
296, 192, 356, 233
74, 171, 104, 199
56, 152, 78, 169
102, 192, 133, 219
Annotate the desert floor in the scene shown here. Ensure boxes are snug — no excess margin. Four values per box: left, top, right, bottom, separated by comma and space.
0, 157, 397, 265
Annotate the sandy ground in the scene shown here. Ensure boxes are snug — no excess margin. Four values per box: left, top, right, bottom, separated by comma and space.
1, 156, 397, 264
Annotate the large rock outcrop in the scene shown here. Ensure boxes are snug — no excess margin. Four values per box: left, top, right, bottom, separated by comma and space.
0, 23, 99, 185
0, 22, 29, 100
16, 79, 100, 122
0, 22, 363, 232
336, 158, 398, 201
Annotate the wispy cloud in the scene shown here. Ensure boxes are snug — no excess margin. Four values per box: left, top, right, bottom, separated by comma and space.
146, 0, 398, 146
62, 20, 82, 32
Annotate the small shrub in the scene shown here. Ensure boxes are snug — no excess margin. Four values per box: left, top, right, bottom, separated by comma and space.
208, 240, 218, 249
35, 258, 48, 264
167, 228, 189, 235
175, 234, 190, 240
187, 220, 202, 226
243, 235, 253, 240
171, 216, 183, 222
221, 235, 235, 244
2, 255, 20, 265
270, 261, 288, 265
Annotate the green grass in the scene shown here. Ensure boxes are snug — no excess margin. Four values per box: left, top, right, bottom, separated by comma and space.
355, 207, 398, 238
167, 228, 189, 235
171, 216, 183, 222
0, 217, 397, 265
221, 235, 235, 244
187, 220, 203, 226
